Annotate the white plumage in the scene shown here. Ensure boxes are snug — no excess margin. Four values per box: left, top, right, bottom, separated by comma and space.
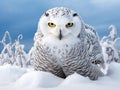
34, 7, 105, 80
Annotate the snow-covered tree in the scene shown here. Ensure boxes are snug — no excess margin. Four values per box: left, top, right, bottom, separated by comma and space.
0, 31, 33, 67
26, 46, 34, 66
14, 34, 27, 67
0, 31, 15, 65
101, 25, 120, 63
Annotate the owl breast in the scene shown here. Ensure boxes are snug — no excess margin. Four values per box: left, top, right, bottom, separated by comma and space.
39, 36, 81, 63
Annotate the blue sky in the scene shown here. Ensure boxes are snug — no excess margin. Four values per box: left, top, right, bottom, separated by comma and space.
0, 0, 120, 52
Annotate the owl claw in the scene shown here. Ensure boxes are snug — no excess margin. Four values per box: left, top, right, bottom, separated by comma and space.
92, 60, 101, 64
92, 60, 105, 69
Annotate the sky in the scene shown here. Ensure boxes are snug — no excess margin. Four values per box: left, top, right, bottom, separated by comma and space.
0, 0, 120, 52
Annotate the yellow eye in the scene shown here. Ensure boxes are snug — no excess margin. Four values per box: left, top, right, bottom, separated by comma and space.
66, 22, 73, 28
48, 22, 56, 28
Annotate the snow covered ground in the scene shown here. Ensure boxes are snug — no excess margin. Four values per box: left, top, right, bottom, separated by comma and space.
0, 62, 120, 90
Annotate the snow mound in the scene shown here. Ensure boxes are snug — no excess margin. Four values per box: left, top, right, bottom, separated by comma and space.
60, 73, 89, 86
0, 64, 26, 85
59, 63, 120, 90
107, 63, 120, 80
0, 63, 120, 90
15, 71, 63, 88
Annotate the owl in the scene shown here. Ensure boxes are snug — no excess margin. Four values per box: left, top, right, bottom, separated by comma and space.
34, 7, 105, 80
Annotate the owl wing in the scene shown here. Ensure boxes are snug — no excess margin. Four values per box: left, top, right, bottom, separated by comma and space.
84, 24, 105, 69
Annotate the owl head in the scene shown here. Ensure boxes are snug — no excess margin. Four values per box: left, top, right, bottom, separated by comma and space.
38, 7, 83, 40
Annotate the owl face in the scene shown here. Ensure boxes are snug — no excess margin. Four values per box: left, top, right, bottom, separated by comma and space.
38, 7, 82, 40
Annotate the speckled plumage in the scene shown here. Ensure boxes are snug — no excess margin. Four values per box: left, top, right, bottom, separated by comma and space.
34, 7, 105, 80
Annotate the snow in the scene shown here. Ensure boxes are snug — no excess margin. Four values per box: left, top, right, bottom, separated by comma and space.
0, 64, 26, 86
108, 25, 117, 40
15, 71, 63, 88
0, 63, 119, 90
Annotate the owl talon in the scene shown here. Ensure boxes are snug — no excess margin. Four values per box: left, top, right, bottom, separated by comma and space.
92, 60, 101, 64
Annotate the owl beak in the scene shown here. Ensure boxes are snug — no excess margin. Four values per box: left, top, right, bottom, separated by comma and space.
59, 30, 62, 40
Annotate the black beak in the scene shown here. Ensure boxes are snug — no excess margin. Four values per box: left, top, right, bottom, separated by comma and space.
59, 30, 62, 40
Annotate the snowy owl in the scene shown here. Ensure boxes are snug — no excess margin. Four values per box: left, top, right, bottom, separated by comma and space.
34, 7, 105, 80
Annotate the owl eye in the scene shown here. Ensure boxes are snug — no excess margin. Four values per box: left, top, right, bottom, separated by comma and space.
48, 22, 56, 28
66, 22, 74, 28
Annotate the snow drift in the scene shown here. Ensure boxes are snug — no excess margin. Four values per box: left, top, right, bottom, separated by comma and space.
0, 63, 120, 90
